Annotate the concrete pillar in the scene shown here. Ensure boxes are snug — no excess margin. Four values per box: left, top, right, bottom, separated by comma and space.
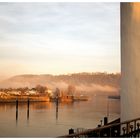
121, 2, 140, 121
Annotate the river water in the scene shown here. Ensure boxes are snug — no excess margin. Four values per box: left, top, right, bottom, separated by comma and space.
0, 94, 120, 137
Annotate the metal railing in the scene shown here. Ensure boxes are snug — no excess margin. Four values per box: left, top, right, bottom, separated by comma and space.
59, 117, 140, 138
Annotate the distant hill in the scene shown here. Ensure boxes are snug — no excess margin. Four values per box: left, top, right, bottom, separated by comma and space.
0, 73, 120, 95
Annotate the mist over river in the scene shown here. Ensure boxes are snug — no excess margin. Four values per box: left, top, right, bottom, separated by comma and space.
0, 94, 120, 137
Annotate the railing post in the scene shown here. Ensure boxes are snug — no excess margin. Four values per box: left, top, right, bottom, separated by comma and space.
98, 130, 101, 137
126, 123, 130, 136
134, 120, 136, 131
104, 117, 108, 125
109, 127, 112, 137
137, 123, 140, 138
122, 126, 126, 136
137, 122, 140, 130
69, 128, 74, 135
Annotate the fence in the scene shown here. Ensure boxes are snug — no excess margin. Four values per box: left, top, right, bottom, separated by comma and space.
59, 117, 140, 138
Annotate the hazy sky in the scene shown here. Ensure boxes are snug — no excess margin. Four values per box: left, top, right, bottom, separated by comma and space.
0, 3, 120, 79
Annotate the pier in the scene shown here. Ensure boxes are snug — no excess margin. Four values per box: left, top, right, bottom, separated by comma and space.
16, 99, 18, 122
27, 98, 30, 120
15, 99, 30, 122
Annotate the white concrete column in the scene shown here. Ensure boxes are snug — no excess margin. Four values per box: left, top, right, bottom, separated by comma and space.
121, 3, 140, 121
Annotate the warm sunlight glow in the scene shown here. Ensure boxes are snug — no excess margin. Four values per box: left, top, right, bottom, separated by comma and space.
0, 3, 120, 79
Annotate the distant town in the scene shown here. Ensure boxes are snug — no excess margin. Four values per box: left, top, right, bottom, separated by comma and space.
0, 84, 88, 102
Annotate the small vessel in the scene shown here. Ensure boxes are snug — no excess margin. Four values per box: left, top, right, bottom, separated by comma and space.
60, 95, 74, 102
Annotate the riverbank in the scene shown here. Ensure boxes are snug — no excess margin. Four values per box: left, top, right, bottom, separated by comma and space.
0, 95, 50, 103
0, 94, 89, 103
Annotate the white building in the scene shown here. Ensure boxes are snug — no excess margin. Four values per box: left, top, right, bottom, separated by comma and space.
26, 90, 37, 95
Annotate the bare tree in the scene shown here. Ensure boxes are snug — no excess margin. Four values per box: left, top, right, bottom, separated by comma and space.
35, 85, 47, 95
54, 88, 60, 97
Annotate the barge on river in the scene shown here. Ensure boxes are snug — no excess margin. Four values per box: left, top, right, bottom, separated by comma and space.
51, 95, 89, 102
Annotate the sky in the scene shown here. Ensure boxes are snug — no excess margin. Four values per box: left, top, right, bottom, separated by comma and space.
0, 3, 120, 79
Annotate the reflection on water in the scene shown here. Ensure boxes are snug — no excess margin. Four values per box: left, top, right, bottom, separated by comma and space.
27, 100, 29, 121
16, 109, 18, 124
0, 95, 120, 137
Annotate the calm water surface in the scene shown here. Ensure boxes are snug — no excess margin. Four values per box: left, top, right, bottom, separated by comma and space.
0, 94, 120, 137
